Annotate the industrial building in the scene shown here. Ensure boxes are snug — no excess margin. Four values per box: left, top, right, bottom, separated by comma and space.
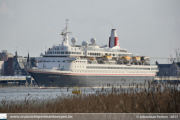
0, 50, 14, 76
154, 49, 180, 84
1, 51, 37, 76
156, 49, 180, 77
0, 50, 37, 85
156, 61, 180, 77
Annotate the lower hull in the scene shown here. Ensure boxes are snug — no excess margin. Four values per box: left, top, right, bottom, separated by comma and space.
28, 72, 155, 87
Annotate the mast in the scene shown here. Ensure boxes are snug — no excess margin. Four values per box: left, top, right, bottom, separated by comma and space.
60, 19, 72, 46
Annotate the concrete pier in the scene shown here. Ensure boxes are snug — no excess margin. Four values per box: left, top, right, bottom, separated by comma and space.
0, 76, 36, 85
154, 76, 180, 84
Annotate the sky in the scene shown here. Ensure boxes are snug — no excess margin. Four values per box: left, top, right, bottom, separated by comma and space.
0, 0, 180, 64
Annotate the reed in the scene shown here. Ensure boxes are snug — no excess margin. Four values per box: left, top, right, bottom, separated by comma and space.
0, 83, 180, 113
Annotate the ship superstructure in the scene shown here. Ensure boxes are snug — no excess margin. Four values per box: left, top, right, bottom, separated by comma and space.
25, 19, 158, 87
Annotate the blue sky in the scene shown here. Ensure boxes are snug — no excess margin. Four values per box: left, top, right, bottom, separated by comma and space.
0, 0, 180, 63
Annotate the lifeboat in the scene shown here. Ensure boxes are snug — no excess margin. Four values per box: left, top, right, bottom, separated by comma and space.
132, 56, 141, 63
102, 55, 112, 60
90, 58, 95, 60
121, 56, 131, 63
141, 56, 150, 64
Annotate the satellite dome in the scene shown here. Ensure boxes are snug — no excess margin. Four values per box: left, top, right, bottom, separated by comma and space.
71, 37, 77, 45
91, 38, 96, 45
82, 41, 88, 46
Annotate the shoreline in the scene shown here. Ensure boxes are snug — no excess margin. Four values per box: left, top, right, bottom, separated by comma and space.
0, 83, 179, 113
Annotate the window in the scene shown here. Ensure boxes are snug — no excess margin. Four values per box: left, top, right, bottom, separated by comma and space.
86, 66, 150, 70
151, 67, 158, 70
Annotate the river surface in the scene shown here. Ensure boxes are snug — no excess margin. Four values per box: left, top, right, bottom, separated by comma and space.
0, 87, 112, 102
0, 85, 179, 102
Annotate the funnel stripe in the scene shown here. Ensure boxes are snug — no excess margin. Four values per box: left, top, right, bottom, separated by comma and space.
114, 37, 117, 46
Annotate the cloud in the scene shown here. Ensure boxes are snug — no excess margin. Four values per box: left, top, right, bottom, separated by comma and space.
0, 1, 14, 18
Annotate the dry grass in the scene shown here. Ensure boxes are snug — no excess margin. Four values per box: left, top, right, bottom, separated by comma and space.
0, 82, 180, 113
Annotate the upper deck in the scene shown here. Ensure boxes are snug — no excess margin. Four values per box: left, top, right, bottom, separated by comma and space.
35, 19, 152, 71
39, 19, 134, 58
42, 44, 131, 58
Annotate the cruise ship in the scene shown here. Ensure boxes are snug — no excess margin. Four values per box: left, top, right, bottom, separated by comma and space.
25, 19, 158, 87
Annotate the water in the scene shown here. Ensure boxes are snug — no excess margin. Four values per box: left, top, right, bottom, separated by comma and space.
1, 85, 179, 103
0, 87, 106, 102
